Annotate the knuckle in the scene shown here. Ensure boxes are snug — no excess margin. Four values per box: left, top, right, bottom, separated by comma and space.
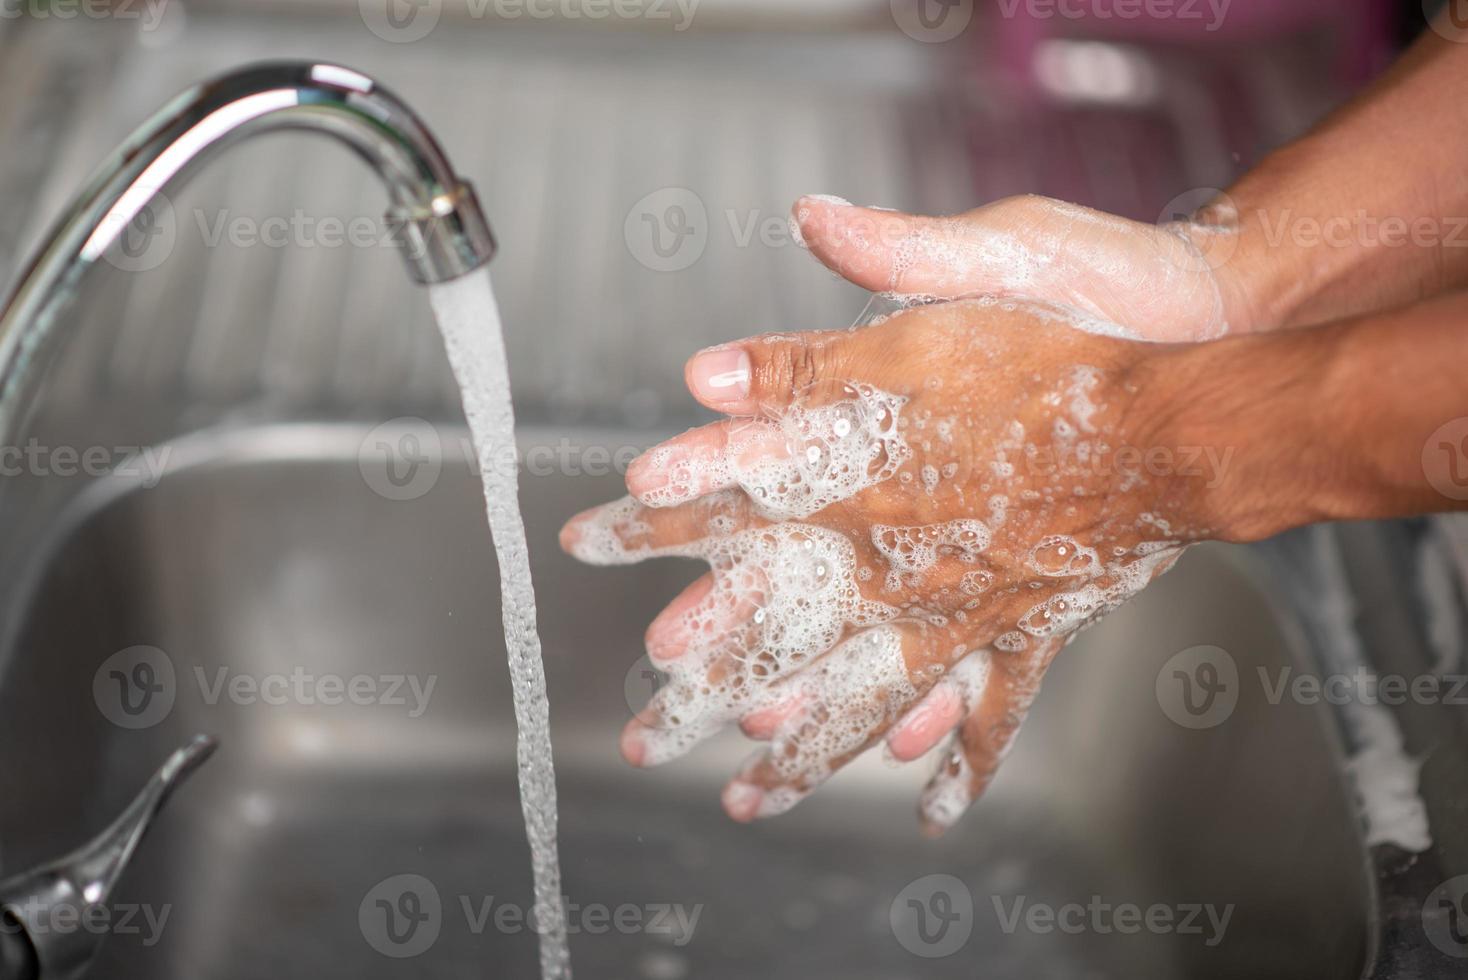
758, 337, 842, 402
789, 342, 824, 394
1011, 192, 1060, 214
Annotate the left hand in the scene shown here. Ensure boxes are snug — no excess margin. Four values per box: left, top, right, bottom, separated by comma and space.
561, 296, 1214, 835
787, 194, 1253, 341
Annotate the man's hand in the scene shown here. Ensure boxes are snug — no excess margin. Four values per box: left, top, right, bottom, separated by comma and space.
790, 194, 1255, 341
561, 297, 1212, 834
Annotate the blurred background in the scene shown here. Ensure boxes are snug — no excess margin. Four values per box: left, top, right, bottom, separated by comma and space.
0, 0, 1449, 433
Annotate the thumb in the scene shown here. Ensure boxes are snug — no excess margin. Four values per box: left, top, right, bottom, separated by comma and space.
684, 329, 863, 417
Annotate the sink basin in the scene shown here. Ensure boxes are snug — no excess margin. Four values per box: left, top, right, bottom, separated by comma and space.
0, 423, 1368, 978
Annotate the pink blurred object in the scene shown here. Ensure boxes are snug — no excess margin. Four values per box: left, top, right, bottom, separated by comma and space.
917, 0, 1402, 223
981, 0, 1396, 88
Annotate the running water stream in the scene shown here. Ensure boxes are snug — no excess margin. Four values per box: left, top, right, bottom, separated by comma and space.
430, 267, 571, 980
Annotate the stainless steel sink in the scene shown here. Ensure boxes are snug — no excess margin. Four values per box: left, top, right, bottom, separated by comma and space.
4, 6, 1458, 978
0, 423, 1369, 979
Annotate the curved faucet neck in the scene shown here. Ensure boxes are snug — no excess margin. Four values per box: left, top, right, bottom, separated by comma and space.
0, 60, 495, 439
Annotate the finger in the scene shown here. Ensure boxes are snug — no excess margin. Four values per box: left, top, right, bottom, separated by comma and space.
560, 492, 756, 564
646, 568, 768, 675
683, 329, 863, 416
738, 696, 804, 740
919, 637, 1066, 837
621, 523, 887, 771
621, 688, 723, 768
622, 637, 774, 768
793, 196, 996, 299
644, 573, 717, 663
638, 382, 912, 523
625, 418, 791, 508
721, 624, 926, 822
622, 569, 771, 767
794, 194, 1183, 326
883, 650, 993, 762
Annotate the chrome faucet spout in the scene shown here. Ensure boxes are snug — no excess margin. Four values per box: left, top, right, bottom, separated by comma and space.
0, 736, 219, 980
0, 60, 496, 436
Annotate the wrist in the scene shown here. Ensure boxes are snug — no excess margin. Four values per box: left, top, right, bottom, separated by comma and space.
1169, 211, 1277, 337
1210, 118, 1468, 332
1179, 158, 1338, 335
1120, 330, 1346, 543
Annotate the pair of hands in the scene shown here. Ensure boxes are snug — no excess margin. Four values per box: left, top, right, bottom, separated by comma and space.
561, 194, 1248, 834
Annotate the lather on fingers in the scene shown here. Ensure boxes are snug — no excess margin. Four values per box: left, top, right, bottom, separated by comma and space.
566, 293, 1201, 832
920, 637, 1067, 837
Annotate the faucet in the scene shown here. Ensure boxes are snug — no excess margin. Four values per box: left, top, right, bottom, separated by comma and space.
0, 59, 497, 440
0, 61, 497, 978
0, 737, 218, 980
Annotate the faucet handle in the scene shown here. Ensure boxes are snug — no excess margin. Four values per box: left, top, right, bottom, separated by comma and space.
0, 735, 218, 980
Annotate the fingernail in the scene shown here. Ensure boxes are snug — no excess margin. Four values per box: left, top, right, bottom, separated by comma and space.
620, 722, 647, 766
626, 446, 677, 499
755, 787, 807, 819
739, 706, 785, 740
646, 576, 713, 661
790, 195, 856, 249
919, 755, 973, 836
919, 817, 950, 840
557, 516, 584, 554
796, 194, 853, 211
790, 195, 852, 249
886, 685, 962, 762
645, 615, 684, 662
738, 695, 805, 740
687, 347, 750, 407
560, 505, 611, 564
722, 780, 763, 822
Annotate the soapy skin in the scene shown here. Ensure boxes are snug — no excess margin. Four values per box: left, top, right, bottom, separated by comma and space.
786, 193, 1252, 341
560, 195, 1468, 834
564, 20, 1468, 834
562, 256, 1203, 834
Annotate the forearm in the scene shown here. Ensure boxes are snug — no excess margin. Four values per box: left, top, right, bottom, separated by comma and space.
1146, 290, 1468, 542
1215, 21, 1468, 333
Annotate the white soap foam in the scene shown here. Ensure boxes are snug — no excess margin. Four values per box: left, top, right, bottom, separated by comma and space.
1016, 543, 1181, 639
1027, 534, 1101, 577
916, 648, 995, 830
788, 194, 854, 249
960, 569, 995, 596
572, 509, 897, 766
638, 383, 911, 521
751, 624, 917, 797
994, 631, 1029, 652
871, 520, 992, 591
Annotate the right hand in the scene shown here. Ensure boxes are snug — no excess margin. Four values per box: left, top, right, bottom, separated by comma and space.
562, 294, 1215, 834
